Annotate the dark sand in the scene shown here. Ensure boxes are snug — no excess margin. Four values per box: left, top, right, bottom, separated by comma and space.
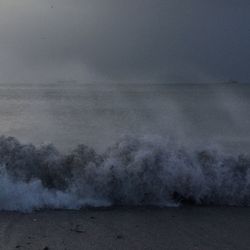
0, 207, 250, 250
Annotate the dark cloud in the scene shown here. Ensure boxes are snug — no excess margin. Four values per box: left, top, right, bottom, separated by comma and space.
0, 0, 249, 83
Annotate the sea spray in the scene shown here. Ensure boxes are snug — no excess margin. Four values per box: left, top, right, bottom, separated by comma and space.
0, 135, 250, 212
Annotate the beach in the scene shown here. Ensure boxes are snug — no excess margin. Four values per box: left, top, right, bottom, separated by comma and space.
0, 207, 249, 250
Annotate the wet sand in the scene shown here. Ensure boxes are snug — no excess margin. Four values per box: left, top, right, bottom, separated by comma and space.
0, 207, 250, 250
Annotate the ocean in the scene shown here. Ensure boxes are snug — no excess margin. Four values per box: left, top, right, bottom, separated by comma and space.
0, 83, 250, 211
1, 83, 250, 153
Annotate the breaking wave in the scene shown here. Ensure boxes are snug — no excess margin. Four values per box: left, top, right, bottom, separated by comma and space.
0, 135, 250, 212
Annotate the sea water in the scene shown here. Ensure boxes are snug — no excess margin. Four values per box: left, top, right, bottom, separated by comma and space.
0, 83, 250, 211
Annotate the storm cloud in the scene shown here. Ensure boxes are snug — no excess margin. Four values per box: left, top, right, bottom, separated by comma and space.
0, 0, 249, 83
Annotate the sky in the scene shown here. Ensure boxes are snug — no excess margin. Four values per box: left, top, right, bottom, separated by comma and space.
0, 0, 249, 83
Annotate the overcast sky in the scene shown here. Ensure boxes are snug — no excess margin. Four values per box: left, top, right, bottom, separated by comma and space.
0, 0, 249, 83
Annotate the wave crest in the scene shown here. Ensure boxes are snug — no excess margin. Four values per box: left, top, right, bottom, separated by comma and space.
0, 135, 250, 211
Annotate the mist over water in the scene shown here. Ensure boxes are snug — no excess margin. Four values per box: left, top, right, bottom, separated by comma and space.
1, 0, 249, 213
0, 83, 250, 211
1, 83, 250, 153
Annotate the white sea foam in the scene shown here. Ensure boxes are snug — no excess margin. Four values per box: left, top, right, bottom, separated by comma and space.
0, 135, 249, 212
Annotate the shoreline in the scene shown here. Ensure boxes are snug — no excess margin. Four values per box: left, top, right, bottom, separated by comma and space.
0, 206, 249, 250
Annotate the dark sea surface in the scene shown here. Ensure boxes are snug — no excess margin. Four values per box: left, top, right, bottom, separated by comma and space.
0, 83, 249, 153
